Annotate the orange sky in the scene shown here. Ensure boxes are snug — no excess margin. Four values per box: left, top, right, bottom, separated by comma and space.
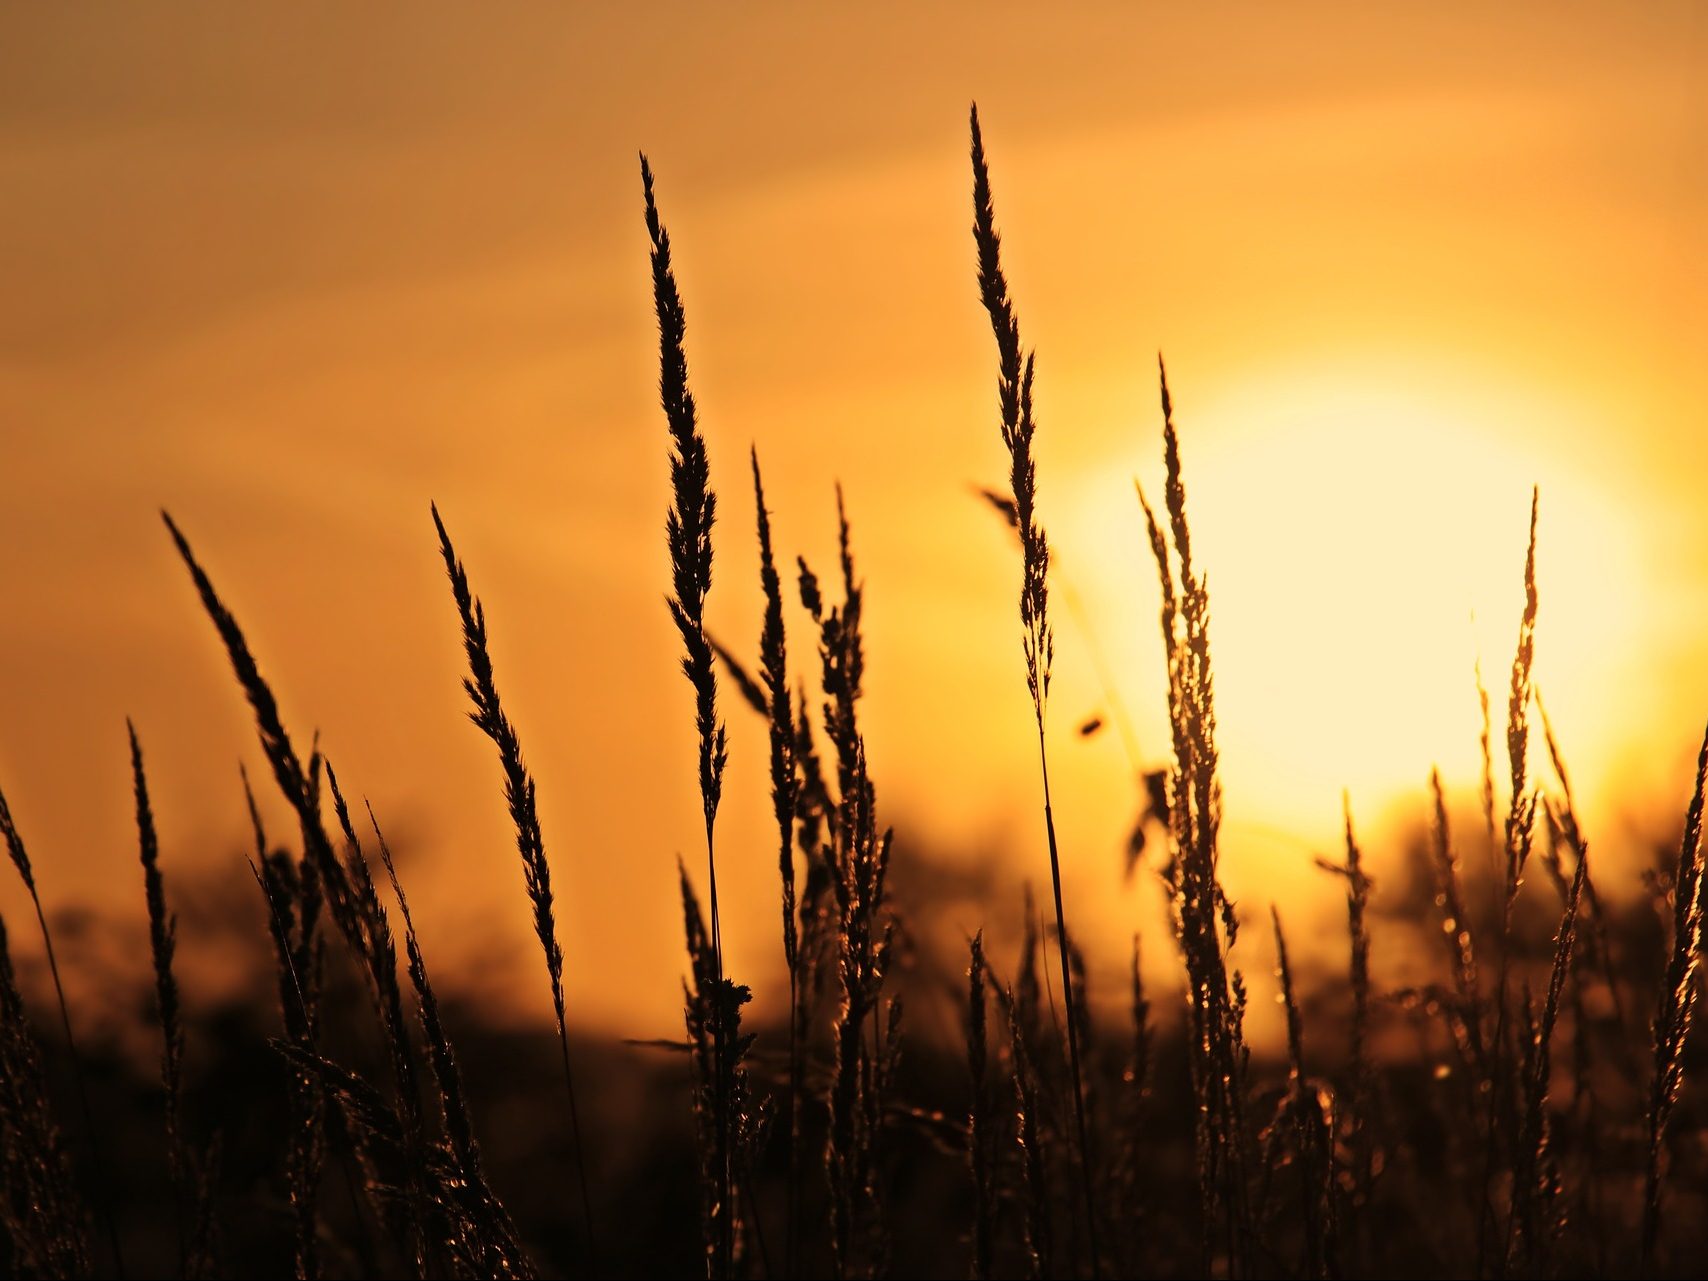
1, 4, 1704, 1039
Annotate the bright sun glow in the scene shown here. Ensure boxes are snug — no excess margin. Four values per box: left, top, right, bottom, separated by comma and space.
1061, 358, 1654, 880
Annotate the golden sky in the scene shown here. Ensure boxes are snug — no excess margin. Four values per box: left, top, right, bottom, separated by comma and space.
1, 4, 1704, 1037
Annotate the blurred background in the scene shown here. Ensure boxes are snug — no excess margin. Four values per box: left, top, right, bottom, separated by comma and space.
1, 2, 1703, 1053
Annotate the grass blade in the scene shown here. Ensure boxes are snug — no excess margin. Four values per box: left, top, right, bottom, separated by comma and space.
969, 102, 1100, 1277
430, 504, 596, 1261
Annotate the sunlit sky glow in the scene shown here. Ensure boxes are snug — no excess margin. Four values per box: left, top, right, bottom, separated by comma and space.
1, 3, 1703, 1036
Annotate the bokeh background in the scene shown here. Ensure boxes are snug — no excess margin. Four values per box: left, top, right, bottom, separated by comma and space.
1, 3, 1703, 1050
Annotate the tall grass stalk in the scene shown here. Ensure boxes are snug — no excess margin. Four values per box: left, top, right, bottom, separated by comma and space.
164, 512, 411, 1271
244, 796, 323, 1277
1640, 721, 1708, 1273
0, 774, 126, 1276
1315, 793, 1373, 1257
1477, 490, 1540, 1277
640, 153, 740, 1278
800, 500, 897, 1277
169, 511, 457, 1276
1272, 909, 1332, 1279
1116, 932, 1153, 1258
1128, 932, 1152, 1114
1137, 360, 1252, 1277
677, 860, 759, 1276
240, 763, 325, 1281
1507, 831, 1584, 1273
969, 103, 1100, 1277
1495, 495, 1543, 981
367, 802, 535, 1280
430, 504, 596, 1258
995, 981, 1050, 1280
0, 900, 90, 1278
325, 762, 429, 1275
1536, 693, 1625, 1038
749, 447, 803, 1274
1501, 493, 1541, 914
163, 514, 364, 955
1537, 700, 1631, 1266
966, 931, 992, 1281
1542, 801, 1609, 1265
128, 722, 187, 1258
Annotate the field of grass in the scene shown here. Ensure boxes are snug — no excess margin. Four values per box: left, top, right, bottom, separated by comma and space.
2, 109, 1705, 1281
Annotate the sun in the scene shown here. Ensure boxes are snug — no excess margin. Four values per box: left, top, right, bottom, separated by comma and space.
1056, 354, 1656, 876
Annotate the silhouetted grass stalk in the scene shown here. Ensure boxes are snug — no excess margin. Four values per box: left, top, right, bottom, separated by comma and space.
0, 775, 126, 1277
160, 516, 390, 1278
1507, 828, 1583, 1273
677, 860, 761, 1275
1315, 793, 1372, 1260
640, 154, 738, 1278
1640, 721, 1708, 1273
244, 793, 323, 1277
995, 980, 1050, 1280
0, 901, 90, 1277
127, 722, 188, 1260
749, 448, 803, 1274
1137, 360, 1253, 1277
1116, 933, 1153, 1258
368, 802, 536, 1279
430, 505, 597, 1260
1477, 490, 1540, 1277
967, 931, 993, 1280
1272, 909, 1333, 1279
1536, 693, 1626, 1038
239, 762, 325, 1281
325, 763, 430, 1275
969, 103, 1100, 1277
799, 502, 897, 1277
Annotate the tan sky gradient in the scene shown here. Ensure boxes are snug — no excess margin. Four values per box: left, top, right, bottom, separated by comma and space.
1, 3, 1704, 1038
